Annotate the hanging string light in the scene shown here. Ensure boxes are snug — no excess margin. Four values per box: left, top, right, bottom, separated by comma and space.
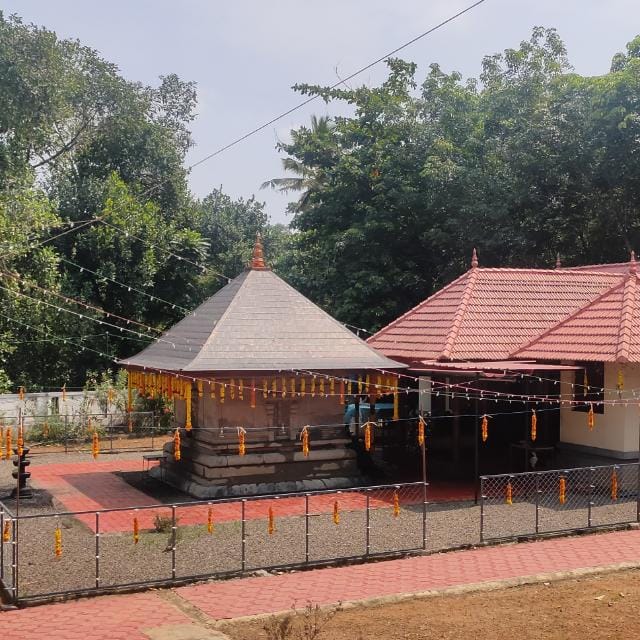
481, 415, 489, 443
54, 523, 62, 557
333, 500, 340, 525
393, 490, 400, 517
173, 428, 181, 462
268, 506, 275, 535
238, 427, 246, 456
611, 468, 618, 501
505, 481, 513, 505
133, 517, 140, 544
588, 403, 595, 431
207, 507, 214, 534
559, 476, 566, 505
301, 426, 310, 457
531, 409, 537, 442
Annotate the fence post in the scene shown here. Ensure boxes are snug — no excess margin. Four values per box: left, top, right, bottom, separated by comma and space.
588, 468, 594, 528
241, 499, 246, 572
95, 512, 100, 589
365, 489, 371, 556
637, 460, 640, 523
422, 481, 428, 551
11, 516, 17, 600
171, 505, 177, 579
479, 477, 484, 543
64, 414, 69, 454
109, 413, 113, 452
304, 494, 310, 564
0, 507, 4, 582
535, 473, 540, 535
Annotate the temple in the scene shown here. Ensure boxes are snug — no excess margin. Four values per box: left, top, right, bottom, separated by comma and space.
121, 235, 405, 497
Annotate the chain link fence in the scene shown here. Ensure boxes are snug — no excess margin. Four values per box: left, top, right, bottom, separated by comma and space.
0, 411, 167, 454
481, 463, 640, 542
0, 481, 426, 603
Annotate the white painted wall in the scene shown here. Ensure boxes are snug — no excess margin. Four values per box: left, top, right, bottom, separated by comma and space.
560, 363, 640, 457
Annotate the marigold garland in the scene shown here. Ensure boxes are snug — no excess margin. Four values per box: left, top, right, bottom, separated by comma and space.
133, 517, 140, 544
290, 377, 296, 397
559, 476, 566, 505
230, 378, 236, 400
611, 468, 618, 501
173, 428, 181, 461
207, 507, 214, 534
587, 403, 595, 431
333, 500, 340, 525
393, 490, 400, 517
319, 378, 325, 396
281, 376, 287, 398
219, 383, 225, 404
263, 379, 268, 399
5, 428, 11, 460
301, 426, 310, 457
197, 380, 203, 398
185, 382, 192, 430
417, 415, 425, 447
531, 410, 537, 442
505, 481, 513, 505
357, 375, 363, 395
617, 369, 624, 392
301, 378, 306, 397
17, 423, 24, 457
54, 524, 62, 557
481, 415, 488, 443
339, 380, 345, 404
2, 521, 10, 542
310, 377, 316, 397
238, 427, 246, 456
268, 506, 275, 535
92, 430, 99, 460
330, 378, 335, 397
271, 378, 277, 397
364, 422, 372, 452
239, 379, 244, 401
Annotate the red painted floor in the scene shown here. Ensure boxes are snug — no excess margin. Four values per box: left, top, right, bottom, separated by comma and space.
30, 459, 474, 533
1, 527, 639, 639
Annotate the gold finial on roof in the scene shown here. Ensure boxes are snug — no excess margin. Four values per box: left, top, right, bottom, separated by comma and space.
471, 248, 478, 269
251, 232, 267, 270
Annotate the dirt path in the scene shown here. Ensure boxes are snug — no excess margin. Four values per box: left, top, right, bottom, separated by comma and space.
222, 568, 640, 640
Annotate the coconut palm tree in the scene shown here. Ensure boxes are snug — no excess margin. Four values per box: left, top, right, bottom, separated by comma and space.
261, 115, 334, 212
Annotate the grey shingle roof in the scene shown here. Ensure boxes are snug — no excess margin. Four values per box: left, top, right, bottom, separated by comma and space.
120, 268, 405, 372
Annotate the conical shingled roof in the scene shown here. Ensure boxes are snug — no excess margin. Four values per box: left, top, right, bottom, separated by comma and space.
121, 265, 404, 373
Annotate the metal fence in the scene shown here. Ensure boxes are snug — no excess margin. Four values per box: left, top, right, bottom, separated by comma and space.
0, 481, 427, 603
480, 463, 640, 542
0, 411, 166, 454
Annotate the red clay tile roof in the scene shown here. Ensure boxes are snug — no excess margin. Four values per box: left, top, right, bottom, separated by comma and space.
368, 267, 623, 364
514, 269, 640, 363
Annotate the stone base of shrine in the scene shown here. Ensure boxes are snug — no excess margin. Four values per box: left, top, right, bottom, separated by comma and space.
153, 432, 362, 499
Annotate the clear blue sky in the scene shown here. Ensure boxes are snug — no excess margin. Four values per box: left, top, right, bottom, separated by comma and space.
3, 1, 639, 223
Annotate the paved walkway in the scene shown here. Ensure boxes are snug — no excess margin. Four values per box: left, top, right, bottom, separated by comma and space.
1, 527, 639, 639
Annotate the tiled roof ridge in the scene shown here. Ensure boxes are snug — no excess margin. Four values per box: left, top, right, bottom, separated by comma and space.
615, 273, 638, 363
367, 270, 472, 343
441, 267, 479, 360
511, 279, 627, 358
469, 266, 624, 277
187, 271, 251, 370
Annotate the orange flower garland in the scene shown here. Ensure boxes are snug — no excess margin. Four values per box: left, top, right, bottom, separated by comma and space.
505, 481, 513, 505
587, 403, 595, 431
133, 517, 139, 544
238, 427, 246, 456
5, 428, 11, 460
559, 476, 566, 505
333, 500, 340, 525
17, 422, 24, 457
611, 469, 618, 501
530, 410, 537, 442
393, 490, 400, 517
481, 415, 488, 443
92, 430, 99, 460
301, 426, 310, 457
173, 428, 181, 462
417, 416, 425, 447
207, 507, 214, 534
268, 506, 275, 535
364, 422, 372, 452
2, 521, 10, 542
54, 524, 62, 557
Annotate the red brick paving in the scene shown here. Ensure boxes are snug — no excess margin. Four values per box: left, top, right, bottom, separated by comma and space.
1, 527, 639, 638
176, 528, 640, 619
0, 592, 195, 640
30, 459, 473, 533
